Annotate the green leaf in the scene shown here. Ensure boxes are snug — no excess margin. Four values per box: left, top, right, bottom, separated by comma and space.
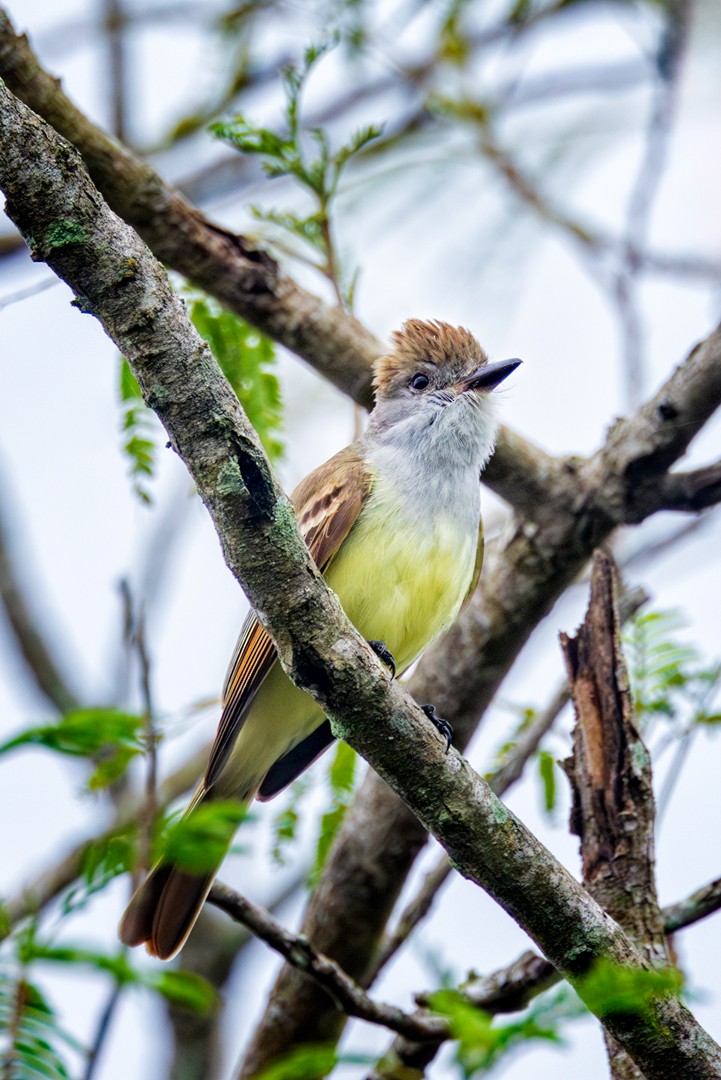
62, 827, 138, 914
154, 801, 250, 874
119, 356, 142, 401
271, 774, 312, 866
624, 609, 721, 733
253, 1044, 338, 1080
118, 356, 158, 503
429, 988, 561, 1076
309, 742, 356, 886
186, 295, 284, 462
577, 959, 683, 1019
0, 709, 145, 790
142, 969, 217, 1014
251, 206, 327, 255
0, 973, 77, 1080
537, 750, 556, 815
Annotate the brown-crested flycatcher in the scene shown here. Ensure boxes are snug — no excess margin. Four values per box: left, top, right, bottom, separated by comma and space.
120, 319, 521, 959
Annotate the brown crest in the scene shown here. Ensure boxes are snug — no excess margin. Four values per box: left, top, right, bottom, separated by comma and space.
373, 319, 487, 396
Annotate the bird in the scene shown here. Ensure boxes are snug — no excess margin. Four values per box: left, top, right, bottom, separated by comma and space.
119, 318, 520, 959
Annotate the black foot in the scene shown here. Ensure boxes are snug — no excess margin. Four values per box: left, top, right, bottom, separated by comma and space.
368, 639, 396, 678
422, 704, 453, 753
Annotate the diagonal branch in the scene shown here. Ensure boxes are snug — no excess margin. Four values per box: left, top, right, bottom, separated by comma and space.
208, 881, 447, 1043
0, 468, 80, 712
3, 78, 721, 1080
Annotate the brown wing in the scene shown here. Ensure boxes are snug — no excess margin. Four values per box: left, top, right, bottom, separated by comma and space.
203, 445, 373, 789
461, 517, 484, 610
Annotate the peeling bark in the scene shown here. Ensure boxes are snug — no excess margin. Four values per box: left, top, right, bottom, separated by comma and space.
562, 551, 669, 1079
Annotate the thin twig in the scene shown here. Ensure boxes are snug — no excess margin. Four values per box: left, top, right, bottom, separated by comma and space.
207, 882, 448, 1043
0, 465, 80, 713
83, 982, 123, 1080
102, 0, 129, 143
0, 276, 59, 311
615, 0, 690, 409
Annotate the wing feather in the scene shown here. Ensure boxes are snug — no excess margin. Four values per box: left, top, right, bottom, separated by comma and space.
203, 445, 373, 790
462, 518, 484, 610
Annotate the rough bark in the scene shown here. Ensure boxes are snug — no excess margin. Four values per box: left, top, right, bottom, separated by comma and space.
3, 79, 721, 1080
562, 551, 669, 1080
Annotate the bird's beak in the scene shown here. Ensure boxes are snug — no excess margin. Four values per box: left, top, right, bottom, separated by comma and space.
459, 358, 522, 394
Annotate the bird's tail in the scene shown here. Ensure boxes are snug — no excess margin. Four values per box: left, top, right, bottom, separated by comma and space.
119, 786, 236, 961
119, 859, 219, 961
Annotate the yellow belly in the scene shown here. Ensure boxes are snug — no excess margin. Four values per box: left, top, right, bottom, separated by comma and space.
216, 500, 477, 799
324, 507, 476, 675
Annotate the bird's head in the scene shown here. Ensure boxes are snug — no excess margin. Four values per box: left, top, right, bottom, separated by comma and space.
367, 319, 521, 468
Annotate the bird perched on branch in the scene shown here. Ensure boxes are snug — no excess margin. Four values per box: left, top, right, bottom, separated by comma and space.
120, 318, 520, 959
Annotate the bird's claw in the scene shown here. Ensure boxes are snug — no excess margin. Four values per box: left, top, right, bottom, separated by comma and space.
422, 704, 453, 752
368, 639, 396, 678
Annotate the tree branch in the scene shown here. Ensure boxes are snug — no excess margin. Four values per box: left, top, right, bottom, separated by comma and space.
208, 882, 447, 1043
562, 550, 669, 1078
654, 462, 721, 514
0, 467, 80, 712
3, 78, 721, 1080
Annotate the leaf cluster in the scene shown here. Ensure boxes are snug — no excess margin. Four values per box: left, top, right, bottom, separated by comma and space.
0, 708, 146, 791
119, 357, 157, 505
153, 801, 251, 875
429, 987, 565, 1077
187, 294, 284, 462
0, 967, 78, 1080
624, 610, 721, 730
211, 40, 382, 301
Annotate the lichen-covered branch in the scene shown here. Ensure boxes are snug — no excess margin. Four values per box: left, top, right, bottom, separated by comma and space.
3, 78, 721, 1080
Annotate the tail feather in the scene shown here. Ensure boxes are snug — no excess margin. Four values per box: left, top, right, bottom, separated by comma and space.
119, 861, 219, 961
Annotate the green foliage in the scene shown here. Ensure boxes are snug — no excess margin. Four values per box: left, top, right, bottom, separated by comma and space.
0, 967, 78, 1079
154, 801, 250, 874
577, 959, 683, 1019
186, 295, 284, 462
309, 741, 357, 886
19, 935, 217, 1015
0, 709, 145, 791
271, 775, 312, 866
62, 827, 138, 915
429, 988, 563, 1077
536, 749, 557, 816
118, 356, 158, 504
488, 705, 536, 774
624, 609, 721, 730
253, 1044, 338, 1080
210, 40, 383, 303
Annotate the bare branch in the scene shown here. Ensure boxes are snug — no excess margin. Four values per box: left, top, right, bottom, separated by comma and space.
665, 875, 721, 934
208, 882, 447, 1043
0, 466, 81, 713
654, 462, 721, 514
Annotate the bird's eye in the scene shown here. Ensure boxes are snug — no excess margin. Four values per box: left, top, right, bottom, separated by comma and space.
410, 373, 429, 391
